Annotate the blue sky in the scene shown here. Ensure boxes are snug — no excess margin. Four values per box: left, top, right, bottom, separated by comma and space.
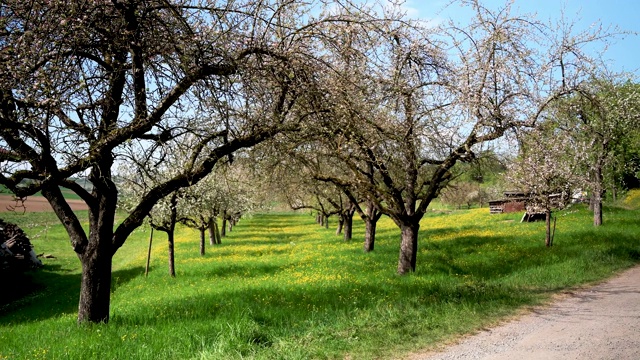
399, 0, 640, 76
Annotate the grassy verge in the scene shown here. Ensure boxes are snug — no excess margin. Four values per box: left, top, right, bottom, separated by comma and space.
1, 203, 639, 359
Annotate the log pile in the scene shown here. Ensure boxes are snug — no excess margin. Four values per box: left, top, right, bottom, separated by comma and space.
0, 219, 43, 273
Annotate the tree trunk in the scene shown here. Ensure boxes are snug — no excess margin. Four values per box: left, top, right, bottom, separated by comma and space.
593, 160, 604, 226
75, 160, 118, 324
77, 247, 113, 323
545, 209, 551, 247
213, 220, 221, 244
361, 201, 381, 252
324, 215, 329, 229
167, 193, 178, 277
593, 198, 603, 226
336, 217, 344, 235
208, 217, 216, 245
145, 227, 154, 277
363, 218, 377, 252
199, 227, 205, 256
221, 214, 227, 237
167, 230, 175, 277
343, 211, 353, 241
397, 221, 419, 275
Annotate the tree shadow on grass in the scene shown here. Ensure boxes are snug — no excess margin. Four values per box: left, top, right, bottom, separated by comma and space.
198, 262, 284, 279
114, 277, 502, 317
222, 232, 309, 247
0, 265, 144, 324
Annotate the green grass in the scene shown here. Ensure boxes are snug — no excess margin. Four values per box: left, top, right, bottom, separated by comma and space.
622, 189, 640, 209
1, 203, 639, 360
0, 185, 83, 200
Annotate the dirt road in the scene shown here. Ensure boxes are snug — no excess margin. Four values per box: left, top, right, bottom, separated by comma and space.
407, 265, 640, 360
0, 194, 88, 212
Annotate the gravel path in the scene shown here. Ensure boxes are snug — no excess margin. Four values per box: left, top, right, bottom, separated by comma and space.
406, 265, 640, 360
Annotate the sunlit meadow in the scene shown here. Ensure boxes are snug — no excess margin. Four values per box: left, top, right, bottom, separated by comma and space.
1, 198, 639, 359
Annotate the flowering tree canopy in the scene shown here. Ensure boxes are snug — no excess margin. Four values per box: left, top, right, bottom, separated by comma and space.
0, 0, 383, 323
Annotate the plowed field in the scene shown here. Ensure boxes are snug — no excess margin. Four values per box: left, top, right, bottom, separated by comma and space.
0, 195, 88, 212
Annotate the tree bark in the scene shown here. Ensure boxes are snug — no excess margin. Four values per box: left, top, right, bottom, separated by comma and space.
545, 209, 552, 247
593, 198, 603, 226
145, 227, 154, 277
343, 210, 353, 241
167, 230, 176, 277
167, 193, 178, 277
208, 217, 216, 245
213, 220, 221, 244
336, 216, 344, 235
221, 212, 227, 237
397, 221, 419, 275
363, 218, 377, 252
358, 201, 381, 252
199, 227, 205, 256
75, 160, 118, 323
593, 160, 604, 226
77, 246, 113, 323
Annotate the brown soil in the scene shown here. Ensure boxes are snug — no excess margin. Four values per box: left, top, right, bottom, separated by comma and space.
0, 194, 88, 212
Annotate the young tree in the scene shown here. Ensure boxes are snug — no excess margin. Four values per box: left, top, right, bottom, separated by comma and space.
507, 127, 585, 246
117, 153, 186, 277
179, 168, 230, 252
150, 192, 181, 277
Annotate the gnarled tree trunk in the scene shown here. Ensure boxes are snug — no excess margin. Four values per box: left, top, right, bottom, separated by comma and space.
397, 220, 419, 274
53, 161, 119, 324
343, 209, 354, 241
359, 201, 382, 252
336, 216, 344, 235
363, 218, 377, 252
77, 245, 113, 323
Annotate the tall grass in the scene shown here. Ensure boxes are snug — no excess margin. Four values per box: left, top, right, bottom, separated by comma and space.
1, 203, 639, 359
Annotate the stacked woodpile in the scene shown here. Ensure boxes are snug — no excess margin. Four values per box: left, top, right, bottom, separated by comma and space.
0, 219, 42, 273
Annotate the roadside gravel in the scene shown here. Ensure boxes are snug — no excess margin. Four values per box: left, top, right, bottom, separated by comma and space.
405, 265, 640, 360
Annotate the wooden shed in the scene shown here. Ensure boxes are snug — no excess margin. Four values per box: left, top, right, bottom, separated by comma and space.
489, 191, 528, 214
